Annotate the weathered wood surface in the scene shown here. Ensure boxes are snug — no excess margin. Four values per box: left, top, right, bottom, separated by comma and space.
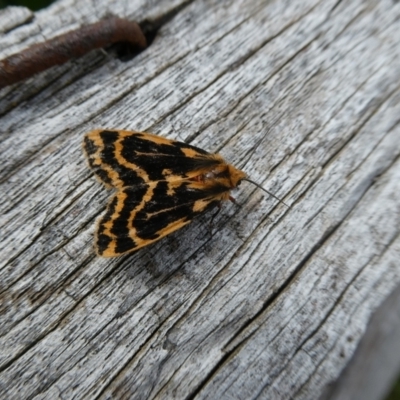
324, 283, 400, 400
0, 0, 399, 399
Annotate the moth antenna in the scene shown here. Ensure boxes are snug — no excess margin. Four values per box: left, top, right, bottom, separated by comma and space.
243, 178, 291, 208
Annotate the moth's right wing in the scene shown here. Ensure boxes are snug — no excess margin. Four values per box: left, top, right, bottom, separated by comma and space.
96, 181, 227, 257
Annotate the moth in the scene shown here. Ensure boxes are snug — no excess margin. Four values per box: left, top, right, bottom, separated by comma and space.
83, 129, 287, 257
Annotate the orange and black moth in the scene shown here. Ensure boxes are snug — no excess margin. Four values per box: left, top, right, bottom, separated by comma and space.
83, 129, 283, 257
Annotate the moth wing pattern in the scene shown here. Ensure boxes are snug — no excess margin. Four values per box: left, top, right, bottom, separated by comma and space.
83, 130, 246, 257
83, 129, 219, 188
83, 129, 247, 257
96, 183, 221, 256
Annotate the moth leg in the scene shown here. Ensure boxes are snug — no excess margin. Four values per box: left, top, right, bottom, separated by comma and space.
229, 195, 243, 208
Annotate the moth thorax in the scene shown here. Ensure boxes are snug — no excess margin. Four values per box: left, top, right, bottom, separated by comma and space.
202, 164, 226, 181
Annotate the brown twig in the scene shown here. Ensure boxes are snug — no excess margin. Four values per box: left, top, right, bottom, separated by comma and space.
0, 16, 147, 88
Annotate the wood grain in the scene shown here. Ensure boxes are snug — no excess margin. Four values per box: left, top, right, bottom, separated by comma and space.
0, 0, 399, 399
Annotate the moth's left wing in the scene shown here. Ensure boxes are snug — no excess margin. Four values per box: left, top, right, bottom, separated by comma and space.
96, 180, 228, 257
83, 129, 222, 188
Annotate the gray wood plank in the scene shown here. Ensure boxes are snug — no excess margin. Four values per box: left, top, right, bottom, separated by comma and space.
0, 0, 399, 399
323, 283, 400, 400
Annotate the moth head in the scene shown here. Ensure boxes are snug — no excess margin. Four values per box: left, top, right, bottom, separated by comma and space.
228, 165, 247, 188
